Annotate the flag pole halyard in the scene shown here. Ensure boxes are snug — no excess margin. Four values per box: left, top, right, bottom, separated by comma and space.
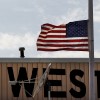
88, 0, 95, 100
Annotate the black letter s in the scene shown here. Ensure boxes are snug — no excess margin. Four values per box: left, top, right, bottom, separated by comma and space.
69, 69, 86, 98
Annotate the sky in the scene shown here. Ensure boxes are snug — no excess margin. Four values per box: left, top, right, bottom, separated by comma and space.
0, 0, 100, 58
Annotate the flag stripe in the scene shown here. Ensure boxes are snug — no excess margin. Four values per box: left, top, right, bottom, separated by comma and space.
37, 43, 88, 47
37, 41, 88, 45
38, 39, 88, 42
39, 35, 66, 38
37, 46, 88, 49
40, 33, 66, 36
37, 48, 88, 51
41, 30, 66, 33
42, 23, 55, 27
39, 36, 88, 39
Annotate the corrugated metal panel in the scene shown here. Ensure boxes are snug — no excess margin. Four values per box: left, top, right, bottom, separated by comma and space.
0, 58, 99, 100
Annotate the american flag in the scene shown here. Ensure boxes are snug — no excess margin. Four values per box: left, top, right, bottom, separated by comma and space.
37, 20, 88, 51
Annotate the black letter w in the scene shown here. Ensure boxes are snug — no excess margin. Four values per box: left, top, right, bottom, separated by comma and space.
7, 67, 38, 97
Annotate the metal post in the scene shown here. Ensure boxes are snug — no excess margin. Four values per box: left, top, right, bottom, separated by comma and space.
88, 0, 95, 100
47, 80, 51, 100
48, 89, 51, 100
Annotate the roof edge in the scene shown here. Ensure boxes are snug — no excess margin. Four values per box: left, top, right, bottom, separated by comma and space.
0, 58, 99, 63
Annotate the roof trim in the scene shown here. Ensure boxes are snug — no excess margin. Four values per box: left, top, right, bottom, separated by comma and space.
0, 58, 99, 63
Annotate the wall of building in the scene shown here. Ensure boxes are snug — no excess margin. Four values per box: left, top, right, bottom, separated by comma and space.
0, 58, 99, 100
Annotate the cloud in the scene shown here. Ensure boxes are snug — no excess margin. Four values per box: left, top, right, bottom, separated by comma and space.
46, 8, 88, 25
14, 8, 34, 12
94, 51, 100, 58
36, 50, 100, 58
36, 51, 89, 58
0, 32, 38, 50
93, 0, 100, 22
0, 32, 39, 57
94, 7, 100, 22
67, 0, 80, 5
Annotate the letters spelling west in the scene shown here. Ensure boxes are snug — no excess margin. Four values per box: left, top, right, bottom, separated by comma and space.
7, 67, 100, 98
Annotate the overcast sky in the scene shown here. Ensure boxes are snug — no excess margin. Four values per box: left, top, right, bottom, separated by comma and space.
0, 0, 100, 58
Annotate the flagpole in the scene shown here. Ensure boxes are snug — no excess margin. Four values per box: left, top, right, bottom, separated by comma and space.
88, 0, 95, 100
